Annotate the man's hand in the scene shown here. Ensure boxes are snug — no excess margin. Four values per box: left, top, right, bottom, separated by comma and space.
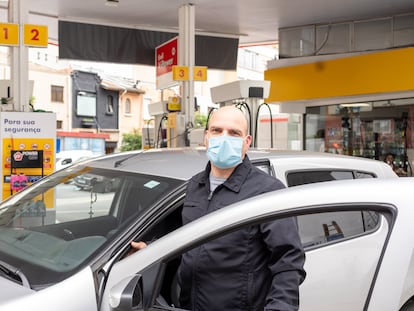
128, 241, 147, 256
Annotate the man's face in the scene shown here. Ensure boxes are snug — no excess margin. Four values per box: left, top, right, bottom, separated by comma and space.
385, 155, 394, 166
205, 107, 252, 158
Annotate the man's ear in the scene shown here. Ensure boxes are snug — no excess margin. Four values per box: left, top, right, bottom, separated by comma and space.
245, 134, 252, 147
204, 130, 209, 147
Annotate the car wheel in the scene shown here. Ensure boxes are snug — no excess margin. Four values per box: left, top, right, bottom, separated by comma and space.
401, 300, 414, 311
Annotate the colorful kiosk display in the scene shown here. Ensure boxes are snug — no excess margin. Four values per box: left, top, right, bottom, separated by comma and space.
1, 112, 56, 204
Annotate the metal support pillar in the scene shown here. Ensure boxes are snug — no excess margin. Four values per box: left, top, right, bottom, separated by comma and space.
178, 3, 195, 131
9, 0, 30, 112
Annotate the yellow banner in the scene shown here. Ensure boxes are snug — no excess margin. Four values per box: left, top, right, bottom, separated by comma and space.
265, 47, 414, 102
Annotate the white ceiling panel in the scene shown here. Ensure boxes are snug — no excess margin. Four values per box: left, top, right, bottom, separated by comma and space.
14, 0, 414, 45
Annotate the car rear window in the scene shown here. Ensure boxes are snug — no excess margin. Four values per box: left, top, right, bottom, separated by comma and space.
286, 170, 375, 187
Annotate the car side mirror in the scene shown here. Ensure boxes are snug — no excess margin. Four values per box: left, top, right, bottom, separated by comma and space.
109, 274, 144, 311
62, 158, 72, 165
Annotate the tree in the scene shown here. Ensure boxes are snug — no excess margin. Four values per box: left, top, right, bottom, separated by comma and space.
194, 111, 207, 128
120, 129, 142, 151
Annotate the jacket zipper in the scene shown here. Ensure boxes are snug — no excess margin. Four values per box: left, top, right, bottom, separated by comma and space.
208, 183, 223, 201
193, 185, 214, 308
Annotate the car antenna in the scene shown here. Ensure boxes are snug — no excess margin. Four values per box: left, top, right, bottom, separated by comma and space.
114, 153, 141, 168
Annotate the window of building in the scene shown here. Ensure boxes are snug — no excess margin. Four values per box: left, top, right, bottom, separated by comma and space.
316, 23, 351, 55
354, 17, 392, 51
56, 120, 63, 129
76, 91, 96, 117
125, 98, 131, 114
394, 13, 414, 46
238, 48, 258, 70
106, 95, 114, 115
279, 13, 414, 58
51, 85, 64, 103
279, 25, 315, 58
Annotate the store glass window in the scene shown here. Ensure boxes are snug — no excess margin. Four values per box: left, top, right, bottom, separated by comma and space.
305, 99, 414, 176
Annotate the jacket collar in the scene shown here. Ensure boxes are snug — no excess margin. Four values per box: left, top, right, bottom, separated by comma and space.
195, 155, 252, 193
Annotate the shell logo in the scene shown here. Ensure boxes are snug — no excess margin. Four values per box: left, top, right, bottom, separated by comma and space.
13, 152, 23, 161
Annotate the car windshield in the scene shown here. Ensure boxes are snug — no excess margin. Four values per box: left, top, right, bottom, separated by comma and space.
0, 162, 183, 288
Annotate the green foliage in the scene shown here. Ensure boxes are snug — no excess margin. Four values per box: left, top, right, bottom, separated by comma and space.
194, 111, 207, 128
120, 129, 142, 151
29, 95, 35, 106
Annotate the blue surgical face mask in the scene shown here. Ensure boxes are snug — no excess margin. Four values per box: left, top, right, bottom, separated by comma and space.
207, 135, 243, 169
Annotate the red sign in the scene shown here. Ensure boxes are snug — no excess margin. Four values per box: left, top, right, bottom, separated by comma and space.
155, 37, 178, 89
156, 37, 178, 76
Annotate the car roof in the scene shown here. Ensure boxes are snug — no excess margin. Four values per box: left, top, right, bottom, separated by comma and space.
77, 147, 394, 180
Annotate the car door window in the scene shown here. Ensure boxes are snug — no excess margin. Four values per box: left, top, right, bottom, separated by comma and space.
299, 210, 388, 311
298, 210, 380, 248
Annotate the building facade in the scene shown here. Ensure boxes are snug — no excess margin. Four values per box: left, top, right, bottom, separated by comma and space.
265, 12, 414, 176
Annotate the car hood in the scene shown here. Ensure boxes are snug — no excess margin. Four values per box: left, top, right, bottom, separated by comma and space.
0, 276, 34, 304
0, 267, 98, 311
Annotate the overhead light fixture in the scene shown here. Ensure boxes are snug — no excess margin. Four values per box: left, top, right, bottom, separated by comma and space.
105, 0, 119, 7
339, 102, 371, 108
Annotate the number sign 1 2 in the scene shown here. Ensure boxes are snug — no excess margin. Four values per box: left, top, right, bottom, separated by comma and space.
0, 23, 19, 46
23, 24, 48, 47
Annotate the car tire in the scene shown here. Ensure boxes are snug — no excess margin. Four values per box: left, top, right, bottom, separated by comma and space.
401, 300, 414, 311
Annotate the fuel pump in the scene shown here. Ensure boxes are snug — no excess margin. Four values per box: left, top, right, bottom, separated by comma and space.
145, 101, 167, 149
146, 96, 186, 148
210, 80, 275, 147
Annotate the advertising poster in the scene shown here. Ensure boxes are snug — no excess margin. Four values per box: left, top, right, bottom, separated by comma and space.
1, 112, 56, 202
155, 36, 178, 90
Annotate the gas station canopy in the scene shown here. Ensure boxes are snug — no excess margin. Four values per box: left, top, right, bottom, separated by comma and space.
18, 0, 414, 48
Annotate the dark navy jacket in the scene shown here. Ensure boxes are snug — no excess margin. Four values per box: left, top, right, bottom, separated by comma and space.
178, 156, 306, 311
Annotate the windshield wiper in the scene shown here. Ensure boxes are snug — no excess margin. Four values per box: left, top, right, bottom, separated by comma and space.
0, 259, 30, 288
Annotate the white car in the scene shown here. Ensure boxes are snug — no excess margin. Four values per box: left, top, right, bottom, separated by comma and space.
0, 148, 399, 311
55, 150, 97, 171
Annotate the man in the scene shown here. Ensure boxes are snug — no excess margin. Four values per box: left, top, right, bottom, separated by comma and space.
178, 106, 305, 311
132, 106, 306, 310
384, 153, 406, 176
